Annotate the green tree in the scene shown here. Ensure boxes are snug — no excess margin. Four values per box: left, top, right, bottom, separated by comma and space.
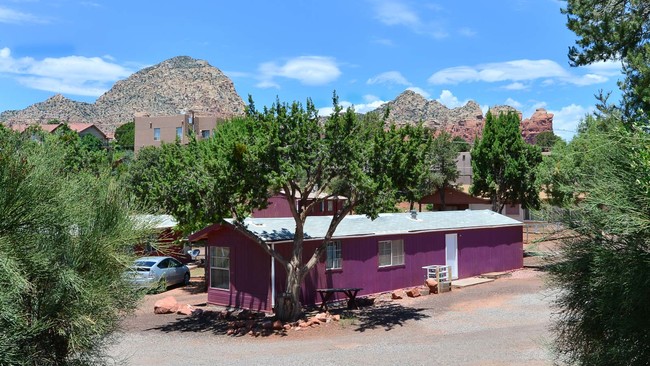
0, 130, 147, 365
429, 131, 460, 210
563, 0, 650, 122
470, 111, 542, 212
114, 121, 135, 150
130, 94, 412, 321
220, 95, 402, 321
534, 130, 561, 150
543, 113, 650, 365
452, 135, 471, 152
388, 123, 434, 210
127, 140, 218, 233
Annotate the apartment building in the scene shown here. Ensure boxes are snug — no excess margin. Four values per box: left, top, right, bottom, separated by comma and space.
134, 112, 222, 153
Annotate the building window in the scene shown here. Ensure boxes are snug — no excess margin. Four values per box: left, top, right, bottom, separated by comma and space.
201, 130, 210, 139
176, 127, 183, 140
153, 128, 161, 141
326, 241, 342, 270
327, 200, 334, 212
210, 246, 230, 290
378, 239, 404, 267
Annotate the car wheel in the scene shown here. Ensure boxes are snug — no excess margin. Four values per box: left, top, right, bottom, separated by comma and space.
183, 272, 190, 286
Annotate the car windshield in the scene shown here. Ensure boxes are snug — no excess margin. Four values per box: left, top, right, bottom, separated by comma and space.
134, 260, 156, 267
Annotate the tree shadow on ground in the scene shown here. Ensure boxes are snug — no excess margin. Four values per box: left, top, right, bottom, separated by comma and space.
177, 280, 206, 295
147, 310, 287, 338
350, 303, 429, 333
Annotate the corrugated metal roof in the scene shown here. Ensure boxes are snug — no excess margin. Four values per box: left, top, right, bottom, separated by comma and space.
133, 214, 178, 229
227, 210, 522, 242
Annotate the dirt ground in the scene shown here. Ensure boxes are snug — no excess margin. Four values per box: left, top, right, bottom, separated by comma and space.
108, 268, 555, 365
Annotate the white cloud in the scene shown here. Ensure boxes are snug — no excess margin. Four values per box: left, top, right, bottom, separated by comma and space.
503, 82, 528, 90
429, 59, 568, 84
549, 104, 595, 141
373, 38, 394, 46
428, 59, 620, 87
436, 90, 467, 108
0, 47, 133, 96
363, 94, 381, 103
0, 6, 46, 24
458, 27, 476, 37
582, 59, 622, 76
317, 98, 387, 116
504, 97, 522, 109
257, 56, 341, 87
371, 0, 447, 39
367, 71, 410, 86
406, 86, 430, 99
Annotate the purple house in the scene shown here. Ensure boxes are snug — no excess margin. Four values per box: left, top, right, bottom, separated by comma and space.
252, 192, 347, 218
189, 210, 523, 313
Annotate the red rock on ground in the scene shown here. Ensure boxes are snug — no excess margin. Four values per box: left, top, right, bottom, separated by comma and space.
176, 304, 195, 316
153, 296, 178, 314
391, 291, 403, 300
272, 320, 283, 330
406, 288, 421, 298
425, 278, 438, 293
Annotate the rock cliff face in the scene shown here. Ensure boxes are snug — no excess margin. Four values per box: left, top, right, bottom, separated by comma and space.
372, 90, 553, 143
521, 108, 554, 144
0, 56, 245, 132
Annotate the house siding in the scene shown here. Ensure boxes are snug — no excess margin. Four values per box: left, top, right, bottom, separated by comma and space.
204, 223, 522, 312
205, 227, 272, 312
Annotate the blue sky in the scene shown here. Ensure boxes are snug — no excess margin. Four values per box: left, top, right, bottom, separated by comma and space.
0, 0, 624, 140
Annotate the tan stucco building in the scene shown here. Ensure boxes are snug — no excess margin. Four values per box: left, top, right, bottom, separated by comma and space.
134, 112, 222, 153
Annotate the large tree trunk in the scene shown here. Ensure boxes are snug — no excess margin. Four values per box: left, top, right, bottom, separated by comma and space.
491, 192, 499, 212
276, 226, 307, 322
276, 265, 304, 322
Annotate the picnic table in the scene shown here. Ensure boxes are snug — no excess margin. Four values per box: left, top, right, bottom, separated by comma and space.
316, 287, 363, 312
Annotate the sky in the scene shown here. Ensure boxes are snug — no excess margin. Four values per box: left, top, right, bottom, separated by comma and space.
0, 0, 624, 140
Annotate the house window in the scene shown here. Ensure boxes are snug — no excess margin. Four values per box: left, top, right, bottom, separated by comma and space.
327, 200, 334, 212
153, 128, 161, 141
210, 246, 230, 290
326, 241, 342, 270
201, 130, 210, 139
176, 127, 183, 140
378, 239, 404, 267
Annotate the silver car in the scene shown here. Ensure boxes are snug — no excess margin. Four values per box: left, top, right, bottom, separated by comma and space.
127, 256, 190, 288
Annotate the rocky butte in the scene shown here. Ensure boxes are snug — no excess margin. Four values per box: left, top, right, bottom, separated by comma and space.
0, 56, 246, 132
372, 90, 554, 143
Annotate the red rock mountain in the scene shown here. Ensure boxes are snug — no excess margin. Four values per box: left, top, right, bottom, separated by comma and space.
372, 90, 554, 143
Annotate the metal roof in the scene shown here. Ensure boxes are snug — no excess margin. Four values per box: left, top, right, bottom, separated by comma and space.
227, 210, 522, 242
132, 214, 178, 229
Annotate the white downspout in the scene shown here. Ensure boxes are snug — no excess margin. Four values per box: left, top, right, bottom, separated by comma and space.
271, 243, 276, 310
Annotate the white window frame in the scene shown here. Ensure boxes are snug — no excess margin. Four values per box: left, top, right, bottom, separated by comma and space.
327, 200, 334, 212
153, 128, 161, 141
378, 239, 404, 267
210, 246, 230, 290
326, 240, 342, 270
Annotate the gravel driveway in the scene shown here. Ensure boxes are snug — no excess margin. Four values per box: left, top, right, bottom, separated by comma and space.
108, 269, 554, 365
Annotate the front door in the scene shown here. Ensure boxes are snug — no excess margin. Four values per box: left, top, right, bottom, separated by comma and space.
445, 233, 458, 279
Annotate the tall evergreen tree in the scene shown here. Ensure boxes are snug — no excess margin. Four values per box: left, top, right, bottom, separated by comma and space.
563, 0, 650, 123
0, 129, 148, 365
470, 111, 542, 213
543, 114, 650, 365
